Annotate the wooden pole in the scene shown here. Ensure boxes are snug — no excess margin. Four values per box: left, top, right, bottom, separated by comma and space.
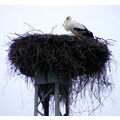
34, 85, 38, 116
43, 91, 49, 116
66, 86, 69, 116
55, 82, 60, 116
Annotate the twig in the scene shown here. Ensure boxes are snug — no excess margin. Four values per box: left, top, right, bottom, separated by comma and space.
24, 22, 44, 34
51, 25, 57, 34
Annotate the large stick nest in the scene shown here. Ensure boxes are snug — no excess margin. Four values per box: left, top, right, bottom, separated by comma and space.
8, 33, 112, 114
8, 34, 110, 78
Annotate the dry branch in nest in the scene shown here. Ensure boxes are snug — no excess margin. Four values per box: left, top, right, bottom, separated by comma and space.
8, 33, 112, 115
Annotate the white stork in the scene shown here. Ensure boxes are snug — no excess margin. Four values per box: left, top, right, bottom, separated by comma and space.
63, 16, 93, 38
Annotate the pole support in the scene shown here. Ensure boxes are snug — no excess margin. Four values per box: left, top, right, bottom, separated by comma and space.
34, 85, 38, 116
55, 82, 60, 116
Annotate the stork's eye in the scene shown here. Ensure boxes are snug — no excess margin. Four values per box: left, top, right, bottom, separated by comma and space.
66, 17, 69, 20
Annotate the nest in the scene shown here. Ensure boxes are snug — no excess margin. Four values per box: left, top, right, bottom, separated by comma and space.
8, 33, 112, 115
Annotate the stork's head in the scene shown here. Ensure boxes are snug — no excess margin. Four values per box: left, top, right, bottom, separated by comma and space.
63, 16, 72, 27
66, 16, 72, 21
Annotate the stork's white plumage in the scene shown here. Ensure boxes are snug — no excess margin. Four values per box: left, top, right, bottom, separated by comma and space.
63, 16, 93, 37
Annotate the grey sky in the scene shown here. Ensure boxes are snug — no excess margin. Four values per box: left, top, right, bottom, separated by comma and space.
0, 5, 120, 116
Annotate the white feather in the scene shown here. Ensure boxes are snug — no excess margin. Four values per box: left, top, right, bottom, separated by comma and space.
63, 16, 93, 37
63, 16, 86, 32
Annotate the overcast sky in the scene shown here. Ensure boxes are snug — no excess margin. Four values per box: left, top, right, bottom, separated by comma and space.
0, 5, 120, 116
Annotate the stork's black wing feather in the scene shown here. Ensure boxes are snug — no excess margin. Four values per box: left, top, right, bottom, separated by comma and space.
73, 27, 93, 38
73, 27, 87, 31
83, 31, 93, 38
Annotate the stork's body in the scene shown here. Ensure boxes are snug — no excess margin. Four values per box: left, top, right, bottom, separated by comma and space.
63, 16, 93, 37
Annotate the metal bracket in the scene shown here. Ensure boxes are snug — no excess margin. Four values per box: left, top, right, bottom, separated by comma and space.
34, 71, 69, 116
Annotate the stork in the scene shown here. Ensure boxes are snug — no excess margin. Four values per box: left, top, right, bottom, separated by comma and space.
63, 16, 93, 38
